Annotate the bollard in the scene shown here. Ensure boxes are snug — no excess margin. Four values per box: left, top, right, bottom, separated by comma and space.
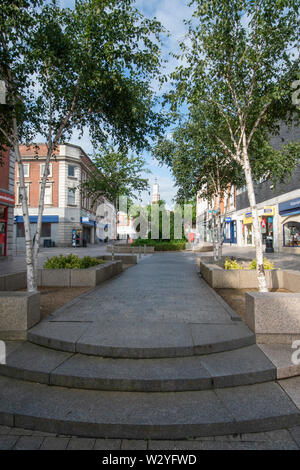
111, 244, 115, 261
139, 245, 142, 259
144, 244, 146, 256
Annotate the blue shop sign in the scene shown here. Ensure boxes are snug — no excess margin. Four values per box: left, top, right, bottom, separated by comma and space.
279, 198, 300, 217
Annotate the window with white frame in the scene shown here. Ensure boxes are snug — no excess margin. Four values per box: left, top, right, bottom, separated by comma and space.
18, 183, 29, 204
68, 165, 76, 178
44, 184, 52, 205
40, 163, 52, 177
23, 164, 30, 178
67, 187, 76, 205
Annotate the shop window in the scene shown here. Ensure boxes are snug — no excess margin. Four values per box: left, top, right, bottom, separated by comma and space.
283, 221, 300, 247
41, 223, 51, 238
16, 223, 25, 238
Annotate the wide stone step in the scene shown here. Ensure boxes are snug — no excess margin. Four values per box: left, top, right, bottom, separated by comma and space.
0, 376, 299, 439
0, 342, 275, 392
28, 319, 255, 358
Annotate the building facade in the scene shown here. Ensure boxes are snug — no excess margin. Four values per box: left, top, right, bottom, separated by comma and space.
234, 123, 300, 253
0, 147, 15, 257
196, 123, 300, 253
14, 143, 110, 249
196, 185, 237, 244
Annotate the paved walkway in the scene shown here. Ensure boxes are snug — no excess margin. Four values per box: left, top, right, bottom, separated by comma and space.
45, 252, 235, 324
2, 251, 300, 449
0, 424, 300, 450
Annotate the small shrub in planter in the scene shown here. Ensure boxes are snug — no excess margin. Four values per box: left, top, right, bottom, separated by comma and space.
224, 257, 275, 270
44, 254, 105, 269
224, 258, 244, 270
247, 257, 274, 270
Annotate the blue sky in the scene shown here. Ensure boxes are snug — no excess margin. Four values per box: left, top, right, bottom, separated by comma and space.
58, 0, 194, 209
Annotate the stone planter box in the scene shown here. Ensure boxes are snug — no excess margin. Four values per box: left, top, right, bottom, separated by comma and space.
193, 242, 214, 253
38, 260, 122, 287
199, 260, 300, 343
0, 261, 123, 340
107, 245, 154, 254
0, 272, 27, 291
246, 292, 300, 344
199, 259, 283, 289
0, 292, 40, 340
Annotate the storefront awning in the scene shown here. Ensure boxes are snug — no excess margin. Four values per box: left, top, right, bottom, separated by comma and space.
14, 215, 59, 223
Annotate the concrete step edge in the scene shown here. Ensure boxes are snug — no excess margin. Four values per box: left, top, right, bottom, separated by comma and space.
0, 342, 276, 392
0, 377, 299, 439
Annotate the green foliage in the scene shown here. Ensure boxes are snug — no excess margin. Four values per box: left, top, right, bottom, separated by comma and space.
247, 258, 275, 271
0, 0, 167, 152
82, 145, 150, 205
224, 258, 244, 270
224, 257, 275, 270
153, 104, 245, 202
44, 254, 105, 269
132, 239, 186, 251
165, 0, 300, 196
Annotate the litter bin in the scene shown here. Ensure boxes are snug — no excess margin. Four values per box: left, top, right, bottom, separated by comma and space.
265, 236, 274, 253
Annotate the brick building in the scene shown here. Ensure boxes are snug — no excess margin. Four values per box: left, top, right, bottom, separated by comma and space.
0, 146, 15, 257
14, 143, 110, 249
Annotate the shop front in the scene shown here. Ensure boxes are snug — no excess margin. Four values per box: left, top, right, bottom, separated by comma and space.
279, 197, 300, 252
0, 191, 14, 257
0, 206, 8, 256
14, 215, 59, 250
259, 206, 275, 246
80, 216, 96, 244
223, 217, 237, 244
242, 212, 253, 245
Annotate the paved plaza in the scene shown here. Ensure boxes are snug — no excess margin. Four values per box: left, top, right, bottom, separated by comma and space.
1, 251, 300, 449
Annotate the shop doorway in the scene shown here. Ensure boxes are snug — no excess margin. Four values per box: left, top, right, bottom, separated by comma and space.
261, 216, 273, 245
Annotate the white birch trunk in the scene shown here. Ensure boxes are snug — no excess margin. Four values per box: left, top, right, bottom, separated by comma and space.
14, 142, 36, 292
32, 146, 53, 285
212, 213, 217, 261
216, 213, 222, 260
242, 134, 268, 292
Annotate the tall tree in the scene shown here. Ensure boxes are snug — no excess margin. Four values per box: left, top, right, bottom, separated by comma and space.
154, 105, 244, 258
82, 145, 150, 209
168, 0, 300, 291
0, 0, 166, 291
